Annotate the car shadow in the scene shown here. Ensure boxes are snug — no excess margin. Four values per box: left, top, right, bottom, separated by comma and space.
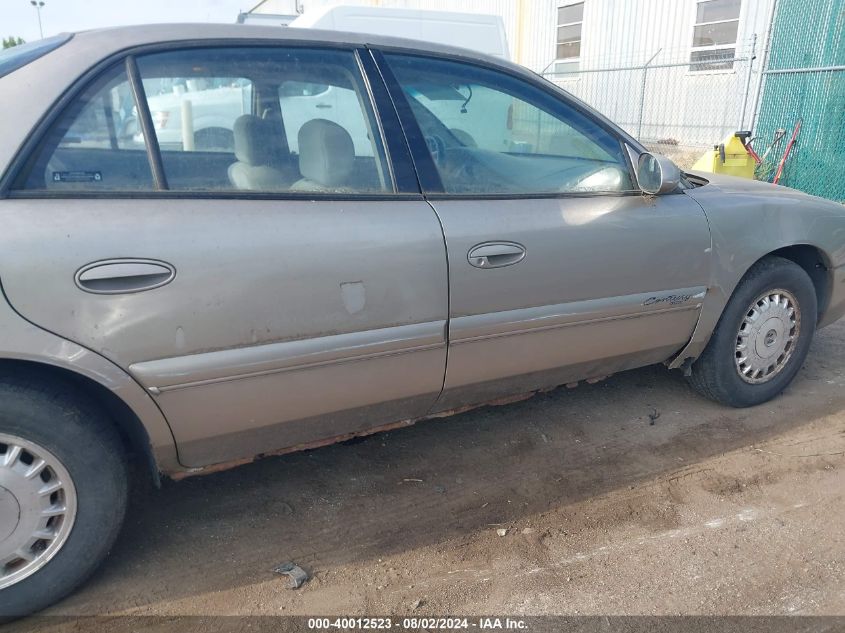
45, 321, 845, 616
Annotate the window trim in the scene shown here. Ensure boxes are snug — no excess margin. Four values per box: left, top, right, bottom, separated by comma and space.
6, 60, 159, 194
357, 48, 419, 194
4, 189, 426, 202
371, 47, 641, 201
555, 1, 584, 73
0, 39, 419, 199
369, 49, 445, 194
125, 55, 168, 190
689, 0, 741, 73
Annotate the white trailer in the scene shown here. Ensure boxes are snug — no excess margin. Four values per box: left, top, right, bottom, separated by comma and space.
289, 5, 510, 60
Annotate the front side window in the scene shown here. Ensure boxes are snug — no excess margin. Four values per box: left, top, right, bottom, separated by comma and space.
384, 54, 633, 195
14, 65, 153, 191
690, 0, 741, 71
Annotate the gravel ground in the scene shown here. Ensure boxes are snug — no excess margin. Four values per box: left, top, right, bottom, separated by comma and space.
18, 321, 845, 625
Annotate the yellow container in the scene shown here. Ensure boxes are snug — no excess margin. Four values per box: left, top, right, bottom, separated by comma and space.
692, 132, 756, 179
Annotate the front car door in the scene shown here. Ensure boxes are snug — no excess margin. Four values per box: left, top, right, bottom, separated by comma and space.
0, 44, 448, 467
375, 51, 712, 411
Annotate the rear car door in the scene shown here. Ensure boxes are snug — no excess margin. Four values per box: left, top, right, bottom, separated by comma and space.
0, 45, 448, 467
377, 52, 712, 411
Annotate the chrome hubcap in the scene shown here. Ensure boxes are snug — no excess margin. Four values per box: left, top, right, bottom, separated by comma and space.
735, 289, 801, 384
0, 434, 76, 590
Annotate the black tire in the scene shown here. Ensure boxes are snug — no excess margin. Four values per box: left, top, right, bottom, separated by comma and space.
0, 378, 128, 618
687, 256, 817, 407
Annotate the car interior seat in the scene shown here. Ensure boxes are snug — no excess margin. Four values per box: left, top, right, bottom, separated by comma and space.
289, 119, 355, 192
228, 114, 296, 190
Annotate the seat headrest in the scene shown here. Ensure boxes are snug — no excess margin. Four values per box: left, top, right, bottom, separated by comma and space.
233, 115, 280, 166
297, 119, 355, 188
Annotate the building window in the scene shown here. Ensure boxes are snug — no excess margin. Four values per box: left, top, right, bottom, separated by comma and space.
690, 0, 741, 71
555, 1, 584, 76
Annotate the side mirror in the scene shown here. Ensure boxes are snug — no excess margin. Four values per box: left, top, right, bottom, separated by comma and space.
636, 153, 681, 195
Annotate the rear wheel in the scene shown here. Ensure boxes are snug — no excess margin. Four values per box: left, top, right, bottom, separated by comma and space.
0, 380, 128, 618
687, 256, 817, 407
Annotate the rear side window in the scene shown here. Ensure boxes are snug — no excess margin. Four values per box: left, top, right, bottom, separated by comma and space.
141, 74, 253, 153
14, 64, 154, 191
135, 47, 392, 193
14, 46, 393, 195
0, 34, 72, 79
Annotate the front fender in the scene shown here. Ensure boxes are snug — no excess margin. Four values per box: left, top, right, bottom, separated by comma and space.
668, 174, 845, 369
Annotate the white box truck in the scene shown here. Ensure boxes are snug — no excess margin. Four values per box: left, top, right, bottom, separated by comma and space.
289, 5, 510, 60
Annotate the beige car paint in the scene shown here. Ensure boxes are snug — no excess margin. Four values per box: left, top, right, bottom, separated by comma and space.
1, 26, 844, 478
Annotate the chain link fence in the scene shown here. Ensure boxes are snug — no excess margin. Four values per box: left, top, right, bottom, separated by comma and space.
753, 0, 844, 201
540, 1, 844, 203
542, 39, 760, 170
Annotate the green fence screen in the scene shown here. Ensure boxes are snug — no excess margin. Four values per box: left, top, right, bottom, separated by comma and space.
754, 0, 845, 201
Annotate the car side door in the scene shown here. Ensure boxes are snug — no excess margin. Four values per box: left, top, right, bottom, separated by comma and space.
0, 45, 448, 468
375, 51, 712, 411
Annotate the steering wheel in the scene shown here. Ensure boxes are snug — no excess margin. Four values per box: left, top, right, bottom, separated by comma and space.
424, 134, 446, 166
450, 159, 475, 182
560, 165, 625, 193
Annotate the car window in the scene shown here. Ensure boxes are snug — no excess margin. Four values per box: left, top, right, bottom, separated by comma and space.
141, 75, 253, 153
13, 65, 154, 191
135, 47, 391, 193
279, 81, 329, 97
384, 54, 633, 195
278, 81, 375, 158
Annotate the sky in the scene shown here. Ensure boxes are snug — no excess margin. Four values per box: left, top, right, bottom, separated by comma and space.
1, 0, 256, 42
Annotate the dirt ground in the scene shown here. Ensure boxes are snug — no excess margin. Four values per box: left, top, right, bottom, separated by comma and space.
29, 321, 845, 621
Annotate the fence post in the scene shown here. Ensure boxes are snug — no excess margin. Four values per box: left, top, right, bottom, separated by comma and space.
749, 0, 780, 134
739, 33, 757, 130
636, 49, 661, 140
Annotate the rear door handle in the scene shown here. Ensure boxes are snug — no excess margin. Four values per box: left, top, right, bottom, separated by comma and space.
467, 242, 526, 269
75, 259, 176, 294
315, 103, 332, 109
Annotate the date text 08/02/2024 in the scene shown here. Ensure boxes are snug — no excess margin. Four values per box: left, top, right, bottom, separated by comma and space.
307, 617, 529, 630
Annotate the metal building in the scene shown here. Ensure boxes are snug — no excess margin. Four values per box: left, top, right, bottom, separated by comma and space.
249, 0, 773, 145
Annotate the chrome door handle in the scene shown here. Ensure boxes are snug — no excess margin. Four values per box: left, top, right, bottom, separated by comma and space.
75, 259, 176, 294
467, 242, 526, 269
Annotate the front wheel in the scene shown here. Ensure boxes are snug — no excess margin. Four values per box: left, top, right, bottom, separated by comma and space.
687, 256, 817, 407
0, 380, 128, 618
